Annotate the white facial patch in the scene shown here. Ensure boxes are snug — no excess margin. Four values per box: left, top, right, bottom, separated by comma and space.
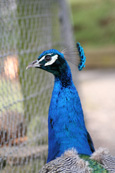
38, 53, 52, 63
38, 55, 45, 63
45, 54, 58, 66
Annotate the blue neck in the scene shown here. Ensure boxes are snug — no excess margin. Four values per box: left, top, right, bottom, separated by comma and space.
47, 63, 94, 162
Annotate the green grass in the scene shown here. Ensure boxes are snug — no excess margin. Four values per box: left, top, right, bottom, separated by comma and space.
70, 0, 115, 47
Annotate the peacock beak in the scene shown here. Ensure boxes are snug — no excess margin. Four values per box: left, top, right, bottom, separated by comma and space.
26, 60, 40, 70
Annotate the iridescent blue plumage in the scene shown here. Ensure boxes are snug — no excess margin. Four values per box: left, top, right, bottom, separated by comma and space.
47, 55, 94, 162
38, 49, 64, 60
77, 42, 86, 71
26, 43, 95, 163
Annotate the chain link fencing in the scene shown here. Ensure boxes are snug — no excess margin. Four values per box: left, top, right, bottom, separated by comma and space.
0, 0, 77, 172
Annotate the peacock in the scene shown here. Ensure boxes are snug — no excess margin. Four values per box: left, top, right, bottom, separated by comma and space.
26, 43, 115, 172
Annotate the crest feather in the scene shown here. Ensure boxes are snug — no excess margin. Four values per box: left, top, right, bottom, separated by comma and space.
61, 42, 86, 71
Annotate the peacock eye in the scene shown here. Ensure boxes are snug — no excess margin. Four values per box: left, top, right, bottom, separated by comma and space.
45, 55, 51, 61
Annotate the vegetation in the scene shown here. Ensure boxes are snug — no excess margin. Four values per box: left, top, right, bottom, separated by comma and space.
70, 0, 115, 48
69, 0, 115, 68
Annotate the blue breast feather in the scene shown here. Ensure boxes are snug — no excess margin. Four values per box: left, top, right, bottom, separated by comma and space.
47, 61, 95, 162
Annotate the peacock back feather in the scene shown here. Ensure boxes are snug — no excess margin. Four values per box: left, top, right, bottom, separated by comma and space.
80, 155, 108, 172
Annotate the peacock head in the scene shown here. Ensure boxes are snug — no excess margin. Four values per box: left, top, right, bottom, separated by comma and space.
26, 49, 69, 76
26, 43, 86, 76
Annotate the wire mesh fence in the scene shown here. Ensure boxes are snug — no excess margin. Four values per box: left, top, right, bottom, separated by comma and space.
0, 0, 76, 172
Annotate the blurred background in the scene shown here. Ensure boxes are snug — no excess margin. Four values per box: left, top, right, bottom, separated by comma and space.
0, 0, 115, 172
69, 0, 115, 154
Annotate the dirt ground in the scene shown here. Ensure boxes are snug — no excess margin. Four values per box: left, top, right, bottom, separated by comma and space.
78, 69, 115, 155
